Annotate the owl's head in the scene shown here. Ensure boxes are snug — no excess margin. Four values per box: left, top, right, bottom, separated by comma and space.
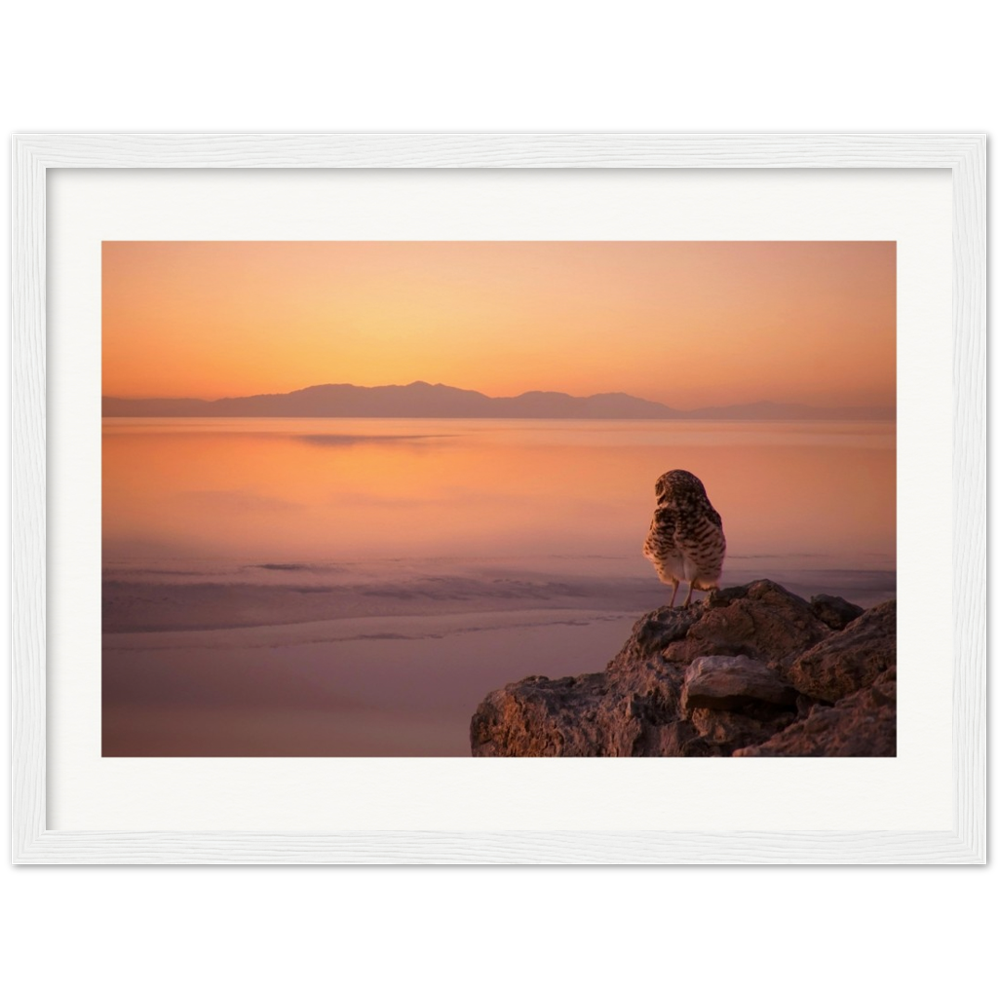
654, 469, 709, 504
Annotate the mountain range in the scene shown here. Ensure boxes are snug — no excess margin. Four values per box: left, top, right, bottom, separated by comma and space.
102, 381, 894, 421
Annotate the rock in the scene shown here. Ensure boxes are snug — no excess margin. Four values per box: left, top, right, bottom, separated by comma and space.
469, 578, 896, 758
734, 667, 897, 757
784, 600, 896, 703
681, 655, 798, 714
470, 672, 613, 757
810, 594, 864, 630
652, 580, 831, 667
688, 705, 797, 754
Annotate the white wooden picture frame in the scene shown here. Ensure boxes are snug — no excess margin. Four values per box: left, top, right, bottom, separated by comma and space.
11, 133, 986, 864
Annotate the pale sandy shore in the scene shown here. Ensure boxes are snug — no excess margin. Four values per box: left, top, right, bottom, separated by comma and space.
102, 566, 895, 756
102, 564, 895, 634
103, 609, 636, 756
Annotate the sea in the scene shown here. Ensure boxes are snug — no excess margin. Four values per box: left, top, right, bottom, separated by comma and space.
102, 417, 896, 756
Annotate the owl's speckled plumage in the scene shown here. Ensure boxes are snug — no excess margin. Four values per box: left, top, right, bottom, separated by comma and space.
643, 470, 726, 608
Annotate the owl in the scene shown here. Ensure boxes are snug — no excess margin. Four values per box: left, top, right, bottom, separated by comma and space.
643, 469, 726, 608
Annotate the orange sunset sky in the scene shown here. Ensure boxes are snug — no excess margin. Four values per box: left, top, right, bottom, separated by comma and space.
102, 241, 896, 409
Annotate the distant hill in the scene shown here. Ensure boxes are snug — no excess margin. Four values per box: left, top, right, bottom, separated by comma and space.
682, 400, 895, 421
102, 381, 894, 421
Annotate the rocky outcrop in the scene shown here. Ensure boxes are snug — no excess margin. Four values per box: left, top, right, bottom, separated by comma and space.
470, 580, 896, 757
784, 601, 896, 703
734, 668, 896, 757
681, 655, 798, 714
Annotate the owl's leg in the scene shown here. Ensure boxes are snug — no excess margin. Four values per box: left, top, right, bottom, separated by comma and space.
682, 582, 694, 608
668, 580, 679, 608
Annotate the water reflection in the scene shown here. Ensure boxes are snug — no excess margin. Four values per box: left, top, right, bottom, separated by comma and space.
104, 417, 895, 572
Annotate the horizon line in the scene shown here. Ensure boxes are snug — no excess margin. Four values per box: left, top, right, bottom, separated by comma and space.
101, 379, 895, 412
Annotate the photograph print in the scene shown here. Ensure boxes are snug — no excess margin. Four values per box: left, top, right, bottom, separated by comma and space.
102, 240, 896, 758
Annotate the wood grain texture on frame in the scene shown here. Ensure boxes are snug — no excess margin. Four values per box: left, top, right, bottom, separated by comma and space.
11, 134, 987, 864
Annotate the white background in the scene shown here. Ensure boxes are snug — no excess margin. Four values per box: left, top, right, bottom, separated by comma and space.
48, 168, 952, 833
7, 9, 997, 984
4, 870, 995, 1000
0, 0, 997, 129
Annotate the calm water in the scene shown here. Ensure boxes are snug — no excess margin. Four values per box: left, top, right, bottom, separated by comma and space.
103, 418, 895, 755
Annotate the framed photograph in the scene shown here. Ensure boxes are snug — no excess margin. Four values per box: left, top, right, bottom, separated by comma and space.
12, 134, 985, 863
